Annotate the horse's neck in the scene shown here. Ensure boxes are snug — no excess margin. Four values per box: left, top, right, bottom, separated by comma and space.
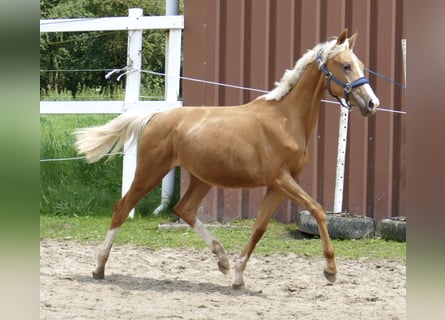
279, 62, 325, 141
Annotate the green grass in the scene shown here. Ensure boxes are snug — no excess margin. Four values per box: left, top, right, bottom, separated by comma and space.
40, 214, 406, 261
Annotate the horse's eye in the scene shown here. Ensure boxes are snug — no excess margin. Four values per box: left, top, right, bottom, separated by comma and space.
343, 64, 351, 72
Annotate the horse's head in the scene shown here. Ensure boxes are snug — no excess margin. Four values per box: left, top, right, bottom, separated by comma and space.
318, 29, 379, 116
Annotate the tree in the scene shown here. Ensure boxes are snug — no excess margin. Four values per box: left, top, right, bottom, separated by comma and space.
40, 0, 171, 98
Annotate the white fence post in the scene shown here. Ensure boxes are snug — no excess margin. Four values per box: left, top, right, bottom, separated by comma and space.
333, 107, 349, 213
123, 8, 143, 219
154, 0, 182, 215
401, 39, 406, 87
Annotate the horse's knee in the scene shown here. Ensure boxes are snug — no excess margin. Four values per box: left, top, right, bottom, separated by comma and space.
324, 246, 335, 260
307, 207, 330, 232
173, 201, 197, 227
308, 204, 325, 220
175, 200, 202, 225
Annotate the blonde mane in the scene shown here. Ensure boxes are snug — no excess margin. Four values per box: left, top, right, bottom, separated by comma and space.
264, 37, 350, 101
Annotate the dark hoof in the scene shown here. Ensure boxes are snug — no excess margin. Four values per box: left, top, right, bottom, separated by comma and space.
232, 282, 245, 290
217, 258, 230, 275
323, 270, 336, 284
92, 270, 104, 279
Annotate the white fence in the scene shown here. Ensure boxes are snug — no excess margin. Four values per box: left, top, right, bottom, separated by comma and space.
40, 8, 184, 218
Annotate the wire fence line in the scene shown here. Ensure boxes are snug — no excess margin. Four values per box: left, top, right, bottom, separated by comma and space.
40, 65, 406, 162
40, 65, 406, 89
40, 153, 124, 163
41, 66, 406, 111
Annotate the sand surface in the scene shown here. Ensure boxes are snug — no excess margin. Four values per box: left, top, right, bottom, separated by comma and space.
40, 239, 405, 319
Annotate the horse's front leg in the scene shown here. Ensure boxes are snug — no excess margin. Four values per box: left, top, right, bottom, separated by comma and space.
276, 173, 337, 283
233, 188, 284, 289
193, 219, 230, 274
174, 175, 230, 274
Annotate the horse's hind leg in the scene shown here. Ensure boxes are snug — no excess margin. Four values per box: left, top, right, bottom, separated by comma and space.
93, 163, 170, 279
174, 174, 230, 274
92, 194, 135, 279
93, 225, 118, 279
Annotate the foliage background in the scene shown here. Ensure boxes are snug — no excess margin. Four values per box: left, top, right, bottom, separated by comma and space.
40, 0, 183, 98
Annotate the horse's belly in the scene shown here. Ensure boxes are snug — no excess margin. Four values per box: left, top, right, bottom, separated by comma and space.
179, 146, 265, 188
190, 167, 263, 188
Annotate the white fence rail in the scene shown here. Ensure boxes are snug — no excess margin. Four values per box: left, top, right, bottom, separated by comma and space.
40, 15, 183, 32
40, 8, 184, 218
40, 101, 181, 114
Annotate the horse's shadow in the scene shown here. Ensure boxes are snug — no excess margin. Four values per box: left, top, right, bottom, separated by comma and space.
72, 273, 266, 298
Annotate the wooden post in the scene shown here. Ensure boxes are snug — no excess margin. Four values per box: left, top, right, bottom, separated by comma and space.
123, 8, 143, 219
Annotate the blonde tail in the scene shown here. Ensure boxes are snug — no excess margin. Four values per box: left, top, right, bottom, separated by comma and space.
74, 110, 155, 163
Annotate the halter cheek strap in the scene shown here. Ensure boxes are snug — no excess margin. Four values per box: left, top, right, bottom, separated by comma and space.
317, 51, 369, 110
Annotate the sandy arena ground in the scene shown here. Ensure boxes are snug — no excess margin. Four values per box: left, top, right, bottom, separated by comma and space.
40, 239, 405, 319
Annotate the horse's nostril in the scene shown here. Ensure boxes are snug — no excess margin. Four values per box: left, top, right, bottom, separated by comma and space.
368, 100, 375, 110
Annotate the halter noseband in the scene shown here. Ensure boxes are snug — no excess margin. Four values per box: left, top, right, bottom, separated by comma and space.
317, 51, 369, 110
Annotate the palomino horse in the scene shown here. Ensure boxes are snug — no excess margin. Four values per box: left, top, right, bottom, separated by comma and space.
75, 29, 379, 289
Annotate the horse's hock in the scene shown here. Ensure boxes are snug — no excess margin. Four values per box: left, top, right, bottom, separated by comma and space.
296, 211, 376, 240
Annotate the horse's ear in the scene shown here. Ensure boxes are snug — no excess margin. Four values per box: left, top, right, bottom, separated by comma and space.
336, 28, 348, 45
349, 32, 358, 49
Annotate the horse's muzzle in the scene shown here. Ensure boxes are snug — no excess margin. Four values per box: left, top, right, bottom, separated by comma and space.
354, 92, 379, 116
365, 99, 379, 115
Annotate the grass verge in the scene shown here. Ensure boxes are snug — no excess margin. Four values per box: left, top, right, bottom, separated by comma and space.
40, 214, 406, 261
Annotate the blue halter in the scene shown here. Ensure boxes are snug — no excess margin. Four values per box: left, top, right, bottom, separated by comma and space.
317, 51, 369, 110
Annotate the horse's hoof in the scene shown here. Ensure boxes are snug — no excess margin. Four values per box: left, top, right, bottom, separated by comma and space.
232, 281, 245, 290
323, 270, 336, 284
92, 270, 104, 279
217, 258, 230, 275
